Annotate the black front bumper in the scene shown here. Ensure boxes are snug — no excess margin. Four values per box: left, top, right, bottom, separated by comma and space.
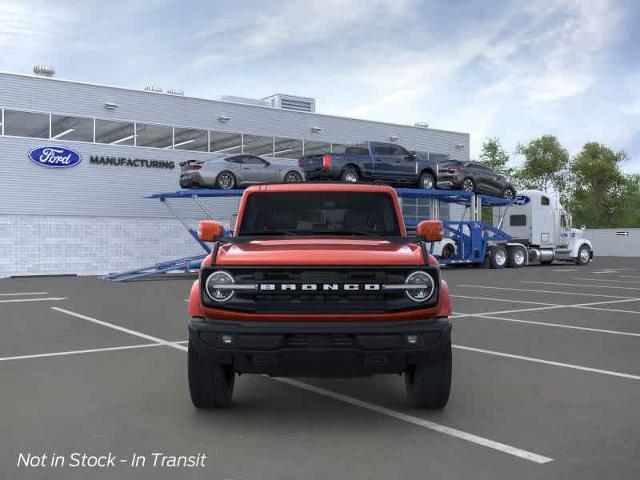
188, 318, 451, 377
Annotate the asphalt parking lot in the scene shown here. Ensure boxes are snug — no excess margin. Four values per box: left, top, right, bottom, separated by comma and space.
1, 258, 639, 479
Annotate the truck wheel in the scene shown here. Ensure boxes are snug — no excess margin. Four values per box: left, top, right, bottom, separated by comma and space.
419, 172, 435, 189
507, 246, 526, 268
489, 245, 507, 269
341, 166, 359, 183
441, 243, 455, 259
216, 171, 236, 190
576, 245, 591, 265
405, 341, 452, 409
188, 341, 235, 409
284, 170, 302, 183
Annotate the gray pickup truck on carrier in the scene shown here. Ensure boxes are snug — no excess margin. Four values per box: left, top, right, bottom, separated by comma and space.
298, 141, 439, 189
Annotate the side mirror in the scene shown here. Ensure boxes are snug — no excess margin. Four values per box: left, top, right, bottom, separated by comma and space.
581, 224, 586, 231
416, 220, 443, 242
198, 220, 224, 242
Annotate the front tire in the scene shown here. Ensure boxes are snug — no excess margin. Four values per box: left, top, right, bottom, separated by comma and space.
441, 243, 455, 259
341, 166, 359, 183
462, 178, 475, 192
215, 171, 236, 190
405, 341, 452, 409
419, 172, 436, 189
576, 244, 591, 265
188, 341, 235, 409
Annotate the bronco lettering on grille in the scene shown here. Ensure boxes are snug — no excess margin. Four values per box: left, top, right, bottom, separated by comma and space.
258, 283, 381, 292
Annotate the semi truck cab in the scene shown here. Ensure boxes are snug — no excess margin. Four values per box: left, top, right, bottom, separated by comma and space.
496, 190, 593, 265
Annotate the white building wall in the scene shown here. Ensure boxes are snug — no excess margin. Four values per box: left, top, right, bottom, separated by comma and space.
583, 228, 640, 257
0, 72, 471, 277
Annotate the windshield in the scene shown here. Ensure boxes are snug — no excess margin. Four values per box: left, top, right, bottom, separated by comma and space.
237, 192, 401, 237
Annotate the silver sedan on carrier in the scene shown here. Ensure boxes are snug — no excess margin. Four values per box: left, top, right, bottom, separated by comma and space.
179, 154, 305, 189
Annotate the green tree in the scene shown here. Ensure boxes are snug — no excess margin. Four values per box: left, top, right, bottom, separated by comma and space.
514, 135, 569, 194
478, 137, 512, 176
568, 142, 640, 228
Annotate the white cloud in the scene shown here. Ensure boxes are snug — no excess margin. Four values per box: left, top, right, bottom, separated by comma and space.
0, 1, 71, 51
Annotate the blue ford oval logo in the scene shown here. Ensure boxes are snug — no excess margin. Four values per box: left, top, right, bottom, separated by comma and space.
514, 195, 530, 205
29, 146, 82, 168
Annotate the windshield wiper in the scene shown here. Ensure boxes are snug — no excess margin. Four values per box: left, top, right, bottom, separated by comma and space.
239, 230, 300, 236
311, 230, 390, 239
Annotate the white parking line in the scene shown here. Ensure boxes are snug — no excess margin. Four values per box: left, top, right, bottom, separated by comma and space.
274, 377, 553, 464
522, 281, 640, 291
0, 297, 66, 304
576, 306, 640, 315
0, 291, 49, 296
454, 345, 640, 381
456, 284, 633, 299
0, 341, 188, 362
51, 307, 552, 464
453, 297, 640, 318
455, 313, 640, 338
51, 307, 188, 352
573, 277, 640, 284
451, 295, 556, 306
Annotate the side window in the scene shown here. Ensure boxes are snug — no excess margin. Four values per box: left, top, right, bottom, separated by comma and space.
388, 145, 409, 156
560, 214, 567, 228
225, 156, 243, 164
372, 144, 390, 155
541, 196, 550, 206
243, 155, 266, 165
510, 214, 527, 227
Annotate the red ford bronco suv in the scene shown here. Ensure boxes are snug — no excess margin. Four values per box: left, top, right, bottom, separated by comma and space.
187, 183, 453, 409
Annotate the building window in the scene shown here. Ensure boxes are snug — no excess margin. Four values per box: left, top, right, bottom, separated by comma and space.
273, 137, 303, 158
95, 119, 135, 145
173, 127, 208, 151
210, 131, 242, 154
303, 140, 330, 156
136, 123, 173, 149
3, 110, 49, 138
243, 134, 273, 156
51, 115, 94, 142
331, 143, 348, 154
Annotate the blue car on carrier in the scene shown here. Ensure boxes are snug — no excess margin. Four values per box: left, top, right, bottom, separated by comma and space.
298, 141, 439, 189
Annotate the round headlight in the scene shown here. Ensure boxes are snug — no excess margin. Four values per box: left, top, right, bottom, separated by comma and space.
405, 271, 435, 302
205, 271, 235, 302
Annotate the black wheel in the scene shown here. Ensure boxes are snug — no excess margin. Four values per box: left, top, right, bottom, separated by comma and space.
576, 244, 591, 265
503, 187, 515, 200
419, 172, 436, 189
507, 246, 526, 268
462, 178, 475, 192
489, 245, 507, 269
188, 341, 235, 409
215, 171, 236, 190
405, 341, 452, 409
441, 243, 455, 259
284, 170, 302, 183
341, 166, 359, 183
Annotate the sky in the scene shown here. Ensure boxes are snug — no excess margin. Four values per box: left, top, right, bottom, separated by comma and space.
1, 0, 639, 171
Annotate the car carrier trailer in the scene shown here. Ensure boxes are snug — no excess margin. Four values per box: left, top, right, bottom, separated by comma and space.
101, 185, 593, 281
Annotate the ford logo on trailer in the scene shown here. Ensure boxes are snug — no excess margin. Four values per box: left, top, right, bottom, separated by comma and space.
514, 195, 530, 205
28, 146, 82, 168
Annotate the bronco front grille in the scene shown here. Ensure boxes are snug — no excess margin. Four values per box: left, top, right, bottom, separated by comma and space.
200, 266, 439, 314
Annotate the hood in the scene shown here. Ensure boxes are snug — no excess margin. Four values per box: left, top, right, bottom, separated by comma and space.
216, 238, 424, 266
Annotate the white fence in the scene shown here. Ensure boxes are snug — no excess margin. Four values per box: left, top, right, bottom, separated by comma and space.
584, 228, 640, 257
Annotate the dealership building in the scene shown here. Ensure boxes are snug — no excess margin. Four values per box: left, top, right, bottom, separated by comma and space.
0, 70, 471, 277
